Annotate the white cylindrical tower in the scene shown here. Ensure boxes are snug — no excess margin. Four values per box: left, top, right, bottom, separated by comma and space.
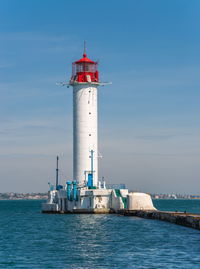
70, 50, 99, 188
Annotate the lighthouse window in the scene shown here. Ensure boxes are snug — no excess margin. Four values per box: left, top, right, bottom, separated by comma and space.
89, 134, 91, 136
89, 112, 91, 114
76, 64, 83, 72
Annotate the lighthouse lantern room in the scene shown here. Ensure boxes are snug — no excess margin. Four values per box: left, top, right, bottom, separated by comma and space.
71, 52, 99, 83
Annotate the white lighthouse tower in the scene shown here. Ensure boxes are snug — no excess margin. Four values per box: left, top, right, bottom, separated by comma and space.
70, 47, 100, 188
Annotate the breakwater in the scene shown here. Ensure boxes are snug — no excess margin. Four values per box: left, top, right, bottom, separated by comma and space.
122, 210, 200, 230
43, 207, 200, 230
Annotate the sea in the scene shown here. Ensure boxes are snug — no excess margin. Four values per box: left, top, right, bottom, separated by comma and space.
0, 199, 200, 268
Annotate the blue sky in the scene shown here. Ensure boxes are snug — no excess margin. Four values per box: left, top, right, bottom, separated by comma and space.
0, 0, 200, 193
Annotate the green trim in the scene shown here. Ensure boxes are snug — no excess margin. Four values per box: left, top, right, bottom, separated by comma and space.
88, 186, 97, 189
114, 189, 127, 209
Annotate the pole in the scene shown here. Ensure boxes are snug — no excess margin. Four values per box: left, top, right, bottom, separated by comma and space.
90, 150, 94, 176
56, 156, 59, 190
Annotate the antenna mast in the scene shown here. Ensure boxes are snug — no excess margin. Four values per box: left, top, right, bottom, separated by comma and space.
83, 40, 87, 57
56, 156, 59, 190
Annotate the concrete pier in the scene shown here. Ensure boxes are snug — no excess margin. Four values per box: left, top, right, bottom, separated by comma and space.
122, 210, 200, 230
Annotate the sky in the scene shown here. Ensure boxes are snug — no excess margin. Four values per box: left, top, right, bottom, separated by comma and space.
0, 0, 200, 194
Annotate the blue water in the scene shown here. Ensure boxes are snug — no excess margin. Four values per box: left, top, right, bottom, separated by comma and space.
0, 200, 200, 268
154, 199, 200, 214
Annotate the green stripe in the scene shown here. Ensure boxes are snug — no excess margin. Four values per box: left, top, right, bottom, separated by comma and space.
114, 189, 127, 208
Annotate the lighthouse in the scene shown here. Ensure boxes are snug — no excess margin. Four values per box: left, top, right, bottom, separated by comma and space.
42, 44, 157, 214
70, 47, 99, 188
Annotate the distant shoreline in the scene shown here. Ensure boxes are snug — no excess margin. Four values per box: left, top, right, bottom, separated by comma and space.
153, 198, 200, 200
0, 193, 48, 200
1, 197, 200, 201
0, 192, 200, 201
0, 198, 47, 201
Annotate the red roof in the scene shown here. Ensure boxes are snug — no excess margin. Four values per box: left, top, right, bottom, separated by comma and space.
75, 53, 95, 64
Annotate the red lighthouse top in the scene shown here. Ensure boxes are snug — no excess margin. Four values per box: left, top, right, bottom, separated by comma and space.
70, 45, 99, 83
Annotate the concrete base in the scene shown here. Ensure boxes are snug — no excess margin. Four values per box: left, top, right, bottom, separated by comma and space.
73, 208, 113, 214
42, 208, 114, 214
42, 189, 156, 214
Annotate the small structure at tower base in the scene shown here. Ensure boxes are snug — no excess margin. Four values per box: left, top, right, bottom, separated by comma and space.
42, 186, 156, 214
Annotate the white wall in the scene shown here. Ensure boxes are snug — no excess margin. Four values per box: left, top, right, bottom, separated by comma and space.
73, 84, 98, 186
